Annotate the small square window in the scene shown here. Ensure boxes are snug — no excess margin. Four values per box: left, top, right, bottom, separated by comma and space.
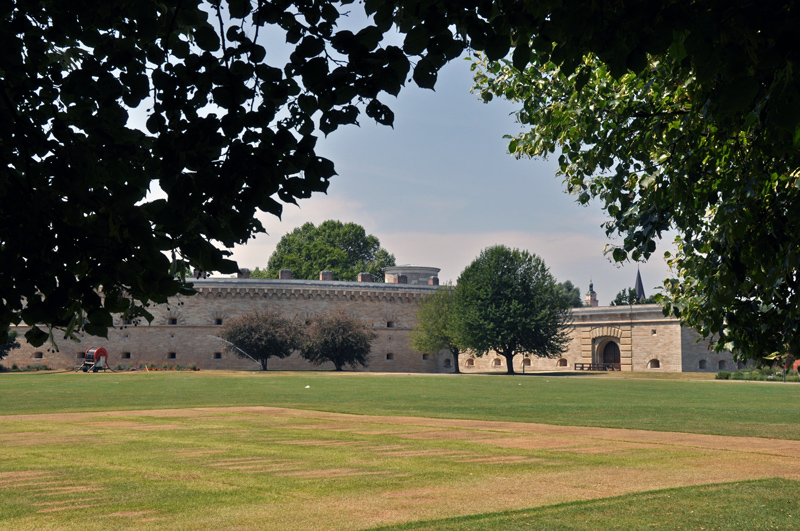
651, 329, 657, 336
422, 353, 430, 360
168, 318, 178, 325
77, 352, 85, 359
386, 353, 394, 360
213, 352, 222, 359
167, 352, 177, 359
121, 352, 131, 359
215, 318, 223, 325
33, 352, 43, 359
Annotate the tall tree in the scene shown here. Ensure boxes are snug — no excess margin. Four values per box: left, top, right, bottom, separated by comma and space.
610, 289, 658, 307
255, 220, 395, 281
454, 245, 571, 374
218, 310, 301, 371
557, 280, 583, 309
301, 311, 376, 371
411, 283, 462, 372
472, 2, 800, 363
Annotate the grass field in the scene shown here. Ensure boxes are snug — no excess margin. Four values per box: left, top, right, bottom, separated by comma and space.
1, 371, 799, 530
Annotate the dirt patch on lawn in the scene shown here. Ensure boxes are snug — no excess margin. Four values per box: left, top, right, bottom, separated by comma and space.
7, 406, 800, 531
102, 510, 156, 518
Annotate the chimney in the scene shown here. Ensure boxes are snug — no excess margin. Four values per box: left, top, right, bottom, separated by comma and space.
279, 269, 292, 280
319, 270, 334, 281
357, 272, 372, 282
397, 274, 407, 284
428, 276, 439, 286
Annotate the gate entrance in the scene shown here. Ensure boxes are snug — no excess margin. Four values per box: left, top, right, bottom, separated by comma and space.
603, 341, 620, 366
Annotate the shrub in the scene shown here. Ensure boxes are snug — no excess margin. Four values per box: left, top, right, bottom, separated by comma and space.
301, 311, 376, 371
716, 371, 731, 380
219, 310, 301, 371
731, 371, 746, 380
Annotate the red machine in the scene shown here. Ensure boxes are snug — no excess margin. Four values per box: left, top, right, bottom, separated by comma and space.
79, 347, 109, 372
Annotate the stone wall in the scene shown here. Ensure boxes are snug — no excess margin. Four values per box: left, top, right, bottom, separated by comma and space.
5, 281, 731, 373
7, 278, 439, 372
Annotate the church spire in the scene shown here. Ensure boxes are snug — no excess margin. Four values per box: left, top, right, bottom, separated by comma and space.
635, 267, 646, 302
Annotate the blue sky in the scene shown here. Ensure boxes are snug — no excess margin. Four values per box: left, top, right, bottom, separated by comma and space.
230, 57, 674, 305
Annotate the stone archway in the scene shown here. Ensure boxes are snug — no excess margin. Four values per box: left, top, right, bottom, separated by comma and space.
579, 325, 632, 371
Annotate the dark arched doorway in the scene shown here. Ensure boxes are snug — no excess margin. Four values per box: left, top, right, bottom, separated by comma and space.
602, 341, 620, 369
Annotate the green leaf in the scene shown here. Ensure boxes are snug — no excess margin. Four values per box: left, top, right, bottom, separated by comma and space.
512, 44, 530, 70
403, 26, 428, 56
194, 25, 220, 52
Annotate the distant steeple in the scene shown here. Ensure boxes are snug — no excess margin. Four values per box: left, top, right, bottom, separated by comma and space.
585, 279, 598, 307
635, 267, 646, 302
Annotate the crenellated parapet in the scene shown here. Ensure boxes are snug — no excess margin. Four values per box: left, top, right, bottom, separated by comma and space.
192, 279, 434, 304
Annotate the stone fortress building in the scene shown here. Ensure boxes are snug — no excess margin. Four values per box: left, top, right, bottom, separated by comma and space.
6, 265, 737, 373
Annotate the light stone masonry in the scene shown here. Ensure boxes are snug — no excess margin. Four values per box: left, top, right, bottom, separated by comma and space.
6, 270, 734, 373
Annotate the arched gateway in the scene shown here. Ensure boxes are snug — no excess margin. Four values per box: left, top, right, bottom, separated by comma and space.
602, 341, 621, 367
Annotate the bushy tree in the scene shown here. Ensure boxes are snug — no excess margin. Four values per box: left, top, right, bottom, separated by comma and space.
219, 310, 300, 371
557, 281, 583, 309
0, 330, 20, 360
610, 288, 658, 307
256, 221, 395, 281
411, 283, 462, 372
301, 311, 376, 371
472, 3, 800, 363
454, 245, 571, 374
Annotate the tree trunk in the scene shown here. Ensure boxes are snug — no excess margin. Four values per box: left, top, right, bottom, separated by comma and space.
504, 352, 516, 374
451, 348, 460, 374
260, 358, 268, 371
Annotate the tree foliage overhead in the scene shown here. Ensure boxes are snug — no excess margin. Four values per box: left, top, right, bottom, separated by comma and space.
8, 0, 799, 363
255, 220, 395, 281
454, 245, 571, 374
218, 310, 300, 370
472, 2, 800, 363
410, 282, 462, 372
300, 311, 376, 371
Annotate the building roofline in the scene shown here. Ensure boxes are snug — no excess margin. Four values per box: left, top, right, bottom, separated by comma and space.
191, 278, 437, 292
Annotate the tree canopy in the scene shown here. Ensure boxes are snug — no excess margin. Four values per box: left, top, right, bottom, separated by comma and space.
218, 310, 300, 370
0, 330, 21, 361
6, 0, 800, 362
610, 289, 658, 307
454, 245, 571, 374
253, 220, 395, 281
472, 2, 800, 363
557, 280, 583, 309
410, 282, 462, 372
300, 311, 376, 371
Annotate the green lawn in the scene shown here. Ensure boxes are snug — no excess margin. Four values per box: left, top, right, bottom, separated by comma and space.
2, 370, 798, 439
1, 371, 798, 530
372, 478, 800, 531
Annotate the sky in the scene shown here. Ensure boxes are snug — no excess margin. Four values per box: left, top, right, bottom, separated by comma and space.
228, 57, 674, 306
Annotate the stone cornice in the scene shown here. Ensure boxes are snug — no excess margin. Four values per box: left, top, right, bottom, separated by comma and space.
188, 279, 433, 303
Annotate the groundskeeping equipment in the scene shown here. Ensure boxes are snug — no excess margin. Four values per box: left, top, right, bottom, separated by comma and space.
78, 347, 110, 373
